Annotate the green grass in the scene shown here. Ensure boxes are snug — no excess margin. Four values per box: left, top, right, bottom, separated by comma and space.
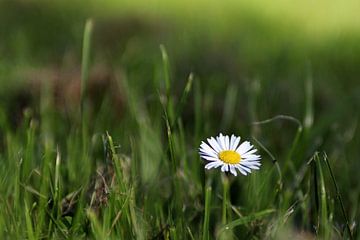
1, 1, 360, 239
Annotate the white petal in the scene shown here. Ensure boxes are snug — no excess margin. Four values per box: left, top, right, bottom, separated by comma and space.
208, 137, 221, 153
241, 149, 257, 156
240, 164, 252, 173
229, 165, 237, 176
236, 141, 253, 155
220, 133, 226, 150
205, 161, 223, 169
225, 135, 230, 150
229, 135, 236, 150
215, 136, 221, 148
200, 150, 218, 159
199, 148, 218, 158
235, 165, 247, 175
241, 161, 261, 170
200, 142, 218, 157
241, 160, 261, 167
231, 136, 241, 150
221, 164, 229, 172
242, 155, 261, 161
217, 133, 226, 151
200, 155, 219, 161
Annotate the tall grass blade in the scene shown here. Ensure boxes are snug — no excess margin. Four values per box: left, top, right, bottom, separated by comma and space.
202, 183, 212, 240
248, 79, 261, 136
194, 78, 202, 143
323, 153, 353, 239
171, 73, 194, 128
160, 44, 171, 98
304, 64, 314, 133
87, 209, 107, 239
310, 152, 331, 238
53, 147, 61, 217
218, 209, 275, 234
221, 82, 238, 130
81, 18, 93, 111
24, 201, 35, 240
160, 44, 175, 123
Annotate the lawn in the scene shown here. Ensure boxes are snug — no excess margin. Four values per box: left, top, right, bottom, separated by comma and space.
0, 1, 359, 239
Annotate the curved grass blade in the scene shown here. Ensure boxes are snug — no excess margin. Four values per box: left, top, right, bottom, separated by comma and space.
218, 209, 275, 234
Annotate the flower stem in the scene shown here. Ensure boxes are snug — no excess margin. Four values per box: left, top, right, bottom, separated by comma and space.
222, 175, 230, 225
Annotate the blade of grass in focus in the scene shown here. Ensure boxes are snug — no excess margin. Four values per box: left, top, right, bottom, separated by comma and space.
324, 153, 353, 239
202, 181, 212, 240
310, 152, 331, 239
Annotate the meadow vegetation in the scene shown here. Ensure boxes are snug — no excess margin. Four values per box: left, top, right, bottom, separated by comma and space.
0, 1, 359, 239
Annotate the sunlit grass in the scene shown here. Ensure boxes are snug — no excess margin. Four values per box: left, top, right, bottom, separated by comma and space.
101, 0, 360, 38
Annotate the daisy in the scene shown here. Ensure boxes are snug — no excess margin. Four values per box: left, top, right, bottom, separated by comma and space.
199, 133, 261, 176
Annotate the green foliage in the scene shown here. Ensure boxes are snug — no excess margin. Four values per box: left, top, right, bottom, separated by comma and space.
0, 1, 359, 239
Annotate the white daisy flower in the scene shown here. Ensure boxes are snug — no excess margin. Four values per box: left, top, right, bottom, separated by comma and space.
199, 133, 261, 176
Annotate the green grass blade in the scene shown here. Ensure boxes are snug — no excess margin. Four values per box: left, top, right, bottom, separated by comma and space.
303, 64, 314, 134
323, 153, 353, 239
24, 201, 35, 240
171, 73, 194, 128
248, 79, 261, 136
221, 82, 238, 130
317, 154, 330, 238
187, 226, 195, 240
218, 209, 275, 234
193, 77, 202, 143
87, 209, 107, 239
252, 115, 303, 175
202, 183, 212, 240
129, 188, 143, 240
160, 44, 175, 124
310, 152, 331, 238
53, 148, 61, 217
221, 175, 230, 225
81, 18, 93, 110
160, 44, 171, 98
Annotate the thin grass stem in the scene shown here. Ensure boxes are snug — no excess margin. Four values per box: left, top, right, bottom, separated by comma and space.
323, 153, 353, 239
81, 18, 93, 113
202, 181, 212, 240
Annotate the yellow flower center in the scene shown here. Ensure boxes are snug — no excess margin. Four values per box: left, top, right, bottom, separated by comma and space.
219, 150, 241, 164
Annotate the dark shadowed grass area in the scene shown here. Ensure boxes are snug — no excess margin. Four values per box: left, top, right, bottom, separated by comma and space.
0, 1, 360, 239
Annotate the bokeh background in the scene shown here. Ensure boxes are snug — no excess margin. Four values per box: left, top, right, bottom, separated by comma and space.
1, 0, 360, 124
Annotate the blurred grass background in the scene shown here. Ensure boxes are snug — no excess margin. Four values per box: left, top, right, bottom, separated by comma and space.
0, 0, 359, 239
